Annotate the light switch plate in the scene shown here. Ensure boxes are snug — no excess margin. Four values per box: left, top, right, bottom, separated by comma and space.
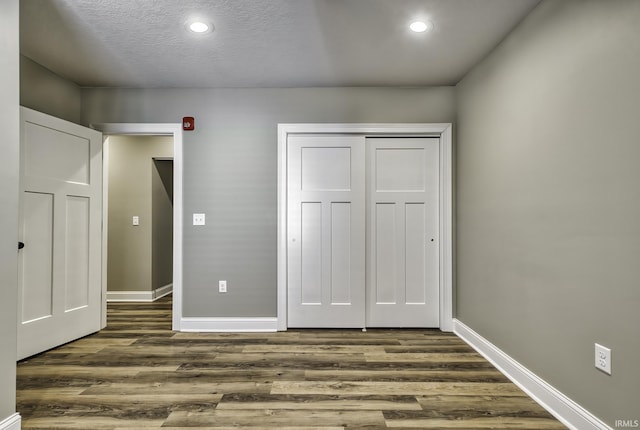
193, 213, 205, 226
132, 216, 139, 226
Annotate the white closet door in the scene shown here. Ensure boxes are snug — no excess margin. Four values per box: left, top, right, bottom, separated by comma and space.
18, 108, 103, 359
366, 137, 440, 327
287, 135, 365, 327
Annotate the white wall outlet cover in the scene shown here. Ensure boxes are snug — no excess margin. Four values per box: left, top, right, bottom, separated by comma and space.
595, 343, 611, 375
218, 280, 227, 293
132, 216, 139, 226
193, 213, 205, 226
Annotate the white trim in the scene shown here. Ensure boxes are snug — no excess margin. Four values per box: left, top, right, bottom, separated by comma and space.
179, 317, 278, 332
92, 123, 183, 331
0, 413, 21, 430
453, 319, 612, 430
101, 136, 110, 329
107, 291, 153, 302
277, 124, 289, 331
277, 123, 453, 332
438, 125, 454, 332
153, 283, 173, 299
106, 283, 173, 302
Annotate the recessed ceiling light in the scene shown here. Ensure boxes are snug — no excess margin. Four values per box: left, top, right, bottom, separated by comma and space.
185, 19, 214, 35
410, 20, 433, 33
189, 21, 210, 33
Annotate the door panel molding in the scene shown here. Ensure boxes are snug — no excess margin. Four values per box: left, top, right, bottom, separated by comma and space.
277, 123, 453, 331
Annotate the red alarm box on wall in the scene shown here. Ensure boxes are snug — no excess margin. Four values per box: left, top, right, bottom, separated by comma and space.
182, 117, 195, 131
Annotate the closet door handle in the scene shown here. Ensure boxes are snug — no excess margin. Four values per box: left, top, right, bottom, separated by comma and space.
18, 241, 24, 250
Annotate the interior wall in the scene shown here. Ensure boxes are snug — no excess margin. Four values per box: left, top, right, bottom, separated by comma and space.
0, 0, 19, 422
20, 55, 82, 124
82, 86, 455, 317
107, 136, 174, 293
456, 0, 640, 426
152, 159, 174, 291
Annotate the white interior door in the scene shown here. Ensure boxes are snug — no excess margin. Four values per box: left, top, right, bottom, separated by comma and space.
366, 137, 440, 327
18, 107, 103, 360
287, 135, 365, 327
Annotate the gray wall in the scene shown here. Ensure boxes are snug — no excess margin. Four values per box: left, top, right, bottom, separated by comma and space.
152, 159, 174, 290
456, 0, 640, 426
20, 55, 82, 124
83, 87, 455, 316
107, 136, 173, 293
0, 0, 19, 422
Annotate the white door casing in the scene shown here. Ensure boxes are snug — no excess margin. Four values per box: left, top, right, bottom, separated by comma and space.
287, 135, 366, 327
18, 107, 103, 360
277, 123, 453, 331
366, 137, 440, 327
92, 122, 183, 331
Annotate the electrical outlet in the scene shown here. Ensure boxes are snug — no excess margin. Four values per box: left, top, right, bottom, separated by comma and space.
595, 343, 611, 375
218, 280, 227, 293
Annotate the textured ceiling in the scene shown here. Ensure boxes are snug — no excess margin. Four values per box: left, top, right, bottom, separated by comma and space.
20, 0, 540, 88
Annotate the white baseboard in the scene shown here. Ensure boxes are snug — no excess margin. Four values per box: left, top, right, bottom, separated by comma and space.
153, 283, 173, 300
179, 317, 278, 332
0, 413, 21, 430
453, 319, 612, 430
107, 283, 173, 302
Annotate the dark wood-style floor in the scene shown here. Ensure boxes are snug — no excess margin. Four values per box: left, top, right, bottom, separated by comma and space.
17, 296, 566, 429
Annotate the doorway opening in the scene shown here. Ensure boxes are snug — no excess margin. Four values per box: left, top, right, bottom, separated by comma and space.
95, 123, 183, 331
104, 136, 174, 307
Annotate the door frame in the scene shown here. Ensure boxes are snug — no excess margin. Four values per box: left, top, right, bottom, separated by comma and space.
277, 123, 453, 331
93, 123, 183, 331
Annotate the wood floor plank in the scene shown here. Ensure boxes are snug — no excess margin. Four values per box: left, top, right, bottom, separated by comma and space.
81, 330, 175, 339
18, 393, 222, 421
17, 365, 179, 377
304, 368, 510, 382
365, 352, 487, 363
16, 295, 567, 429
385, 416, 567, 429
216, 393, 422, 410
383, 345, 476, 353
416, 394, 553, 414
132, 369, 304, 384
21, 417, 165, 429
181, 359, 499, 371
16, 387, 86, 401
39, 338, 137, 354
80, 381, 272, 395
397, 338, 469, 345
17, 367, 183, 389
163, 409, 386, 427
99, 344, 245, 354
211, 352, 368, 364
242, 344, 388, 354
271, 381, 528, 396
20, 393, 223, 406
140, 427, 343, 430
